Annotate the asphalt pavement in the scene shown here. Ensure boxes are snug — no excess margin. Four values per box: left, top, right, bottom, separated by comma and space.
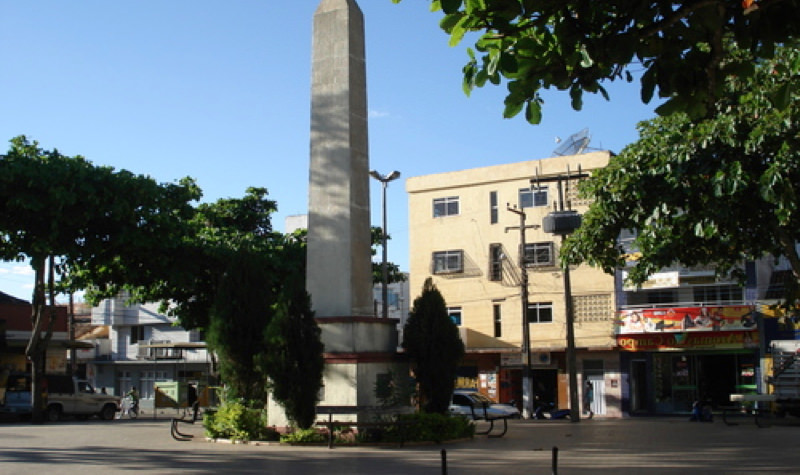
1, 413, 799, 474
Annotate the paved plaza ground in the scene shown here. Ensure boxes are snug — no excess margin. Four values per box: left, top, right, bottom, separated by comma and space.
0, 414, 798, 474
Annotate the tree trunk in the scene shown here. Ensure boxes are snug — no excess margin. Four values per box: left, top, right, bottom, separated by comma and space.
25, 256, 58, 424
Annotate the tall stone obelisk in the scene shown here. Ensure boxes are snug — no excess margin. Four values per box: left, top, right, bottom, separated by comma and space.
269, 0, 405, 424
307, 0, 373, 319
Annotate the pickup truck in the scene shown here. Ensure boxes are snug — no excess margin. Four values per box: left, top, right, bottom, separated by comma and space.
2, 373, 120, 421
45, 375, 120, 422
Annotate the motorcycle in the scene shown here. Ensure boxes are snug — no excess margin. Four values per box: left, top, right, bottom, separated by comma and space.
533, 398, 570, 420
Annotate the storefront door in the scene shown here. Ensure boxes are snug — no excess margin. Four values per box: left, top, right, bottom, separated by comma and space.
652, 352, 755, 413
630, 359, 648, 413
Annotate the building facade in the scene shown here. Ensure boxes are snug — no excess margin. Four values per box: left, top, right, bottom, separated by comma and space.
89, 295, 211, 409
616, 250, 797, 415
407, 151, 799, 418
407, 151, 621, 417
0, 292, 73, 375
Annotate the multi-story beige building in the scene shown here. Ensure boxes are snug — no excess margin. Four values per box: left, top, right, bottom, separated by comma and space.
407, 151, 623, 418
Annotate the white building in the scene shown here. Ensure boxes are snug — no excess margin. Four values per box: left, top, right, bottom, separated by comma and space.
89, 294, 211, 410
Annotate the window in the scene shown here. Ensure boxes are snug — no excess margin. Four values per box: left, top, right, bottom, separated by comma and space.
375, 373, 392, 400
693, 285, 743, 304
646, 289, 678, 305
130, 325, 145, 345
523, 242, 555, 267
189, 329, 205, 342
527, 302, 553, 323
520, 186, 548, 208
117, 370, 133, 396
448, 307, 462, 326
433, 250, 464, 274
433, 196, 460, 217
452, 394, 471, 406
489, 244, 503, 281
489, 191, 498, 224
766, 270, 793, 299
493, 304, 502, 337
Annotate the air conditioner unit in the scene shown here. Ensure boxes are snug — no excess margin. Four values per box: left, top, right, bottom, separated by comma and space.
531, 352, 551, 365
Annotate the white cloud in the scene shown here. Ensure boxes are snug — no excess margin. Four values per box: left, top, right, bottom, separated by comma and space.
369, 109, 390, 119
0, 264, 34, 276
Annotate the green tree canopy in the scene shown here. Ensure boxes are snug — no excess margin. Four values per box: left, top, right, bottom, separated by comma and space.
208, 248, 276, 403
0, 136, 200, 422
394, 0, 800, 123
402, 278, 465, 414
562, 42, 800, 301
125, 188, 323, 426
371, 226, 407, 285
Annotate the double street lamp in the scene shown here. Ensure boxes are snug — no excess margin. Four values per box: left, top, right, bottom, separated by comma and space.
369, 169, 401, 318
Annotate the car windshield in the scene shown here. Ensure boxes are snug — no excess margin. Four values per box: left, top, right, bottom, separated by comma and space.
467, 392, 494, 404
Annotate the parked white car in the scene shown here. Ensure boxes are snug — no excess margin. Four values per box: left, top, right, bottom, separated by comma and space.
449, 389, 521, 419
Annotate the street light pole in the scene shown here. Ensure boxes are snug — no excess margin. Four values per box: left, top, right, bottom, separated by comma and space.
369, 169, 401, 318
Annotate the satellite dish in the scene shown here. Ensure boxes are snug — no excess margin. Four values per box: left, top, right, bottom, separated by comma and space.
552, 128, 591, 156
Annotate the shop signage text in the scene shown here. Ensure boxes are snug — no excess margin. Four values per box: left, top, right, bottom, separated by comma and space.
617, 330, 758, 351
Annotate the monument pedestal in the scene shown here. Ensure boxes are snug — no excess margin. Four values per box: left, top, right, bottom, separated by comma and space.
267, 318, 408, 428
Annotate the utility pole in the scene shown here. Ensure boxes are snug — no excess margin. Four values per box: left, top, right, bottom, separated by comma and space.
506, 204, 540, 419
538, 166, 588, 422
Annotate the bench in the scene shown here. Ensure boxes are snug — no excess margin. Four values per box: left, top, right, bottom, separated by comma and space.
314, 405, 410, 449
727, 393, 778, 428
468, 403, 510, 438
720, 405, 743, 426
170, 410, 200, 441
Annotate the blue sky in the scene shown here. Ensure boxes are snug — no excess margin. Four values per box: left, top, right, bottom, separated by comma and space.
0, 1, 659, 302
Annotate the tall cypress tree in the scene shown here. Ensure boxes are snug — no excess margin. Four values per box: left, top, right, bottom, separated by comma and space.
402, 278, 465, 414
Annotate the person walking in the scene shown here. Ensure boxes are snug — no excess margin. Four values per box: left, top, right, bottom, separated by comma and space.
187, 383, 199, 421
583, 379, 594, 419
118, 386, 139, 419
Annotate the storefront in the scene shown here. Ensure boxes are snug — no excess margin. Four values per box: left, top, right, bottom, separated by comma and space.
455, 351, 560, 415
618, 305, 759, 415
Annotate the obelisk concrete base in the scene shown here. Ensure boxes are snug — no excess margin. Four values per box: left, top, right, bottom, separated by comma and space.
267, 318, 407, 429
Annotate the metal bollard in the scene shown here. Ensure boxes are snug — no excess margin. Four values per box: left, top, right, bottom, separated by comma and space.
552, 446, 558, 475
441, 448, 447, 475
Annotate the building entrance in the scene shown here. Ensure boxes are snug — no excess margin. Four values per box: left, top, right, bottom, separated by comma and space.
652, 352, 755, 413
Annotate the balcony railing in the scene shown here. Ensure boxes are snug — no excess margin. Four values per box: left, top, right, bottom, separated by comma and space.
136, 340, 183, 360
620, 300, 750, 311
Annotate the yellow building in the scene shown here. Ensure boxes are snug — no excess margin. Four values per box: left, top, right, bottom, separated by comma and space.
406, 151, 623, 417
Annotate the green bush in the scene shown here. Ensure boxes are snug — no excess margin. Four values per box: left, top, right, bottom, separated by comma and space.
203, 400, 278, 442
276, 413, 475, 446
280, 428, 327, 444
338, 413, 475, 445
394, 412, 475, 443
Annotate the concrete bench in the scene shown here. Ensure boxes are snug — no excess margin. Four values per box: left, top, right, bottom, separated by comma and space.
468, 403, 510, 438
170, 411, 200, 441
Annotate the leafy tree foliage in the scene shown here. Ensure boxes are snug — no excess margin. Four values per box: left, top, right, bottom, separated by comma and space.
261, 296, 323, 429
125, 189, 324, 426
208, 248, 275, 404
393, 0, 800, 122
402, 278, 465, 414
0, 136, 200, 422
562, 43, 800, 301
121, 187, 281, 331
371, 226, 407, 285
